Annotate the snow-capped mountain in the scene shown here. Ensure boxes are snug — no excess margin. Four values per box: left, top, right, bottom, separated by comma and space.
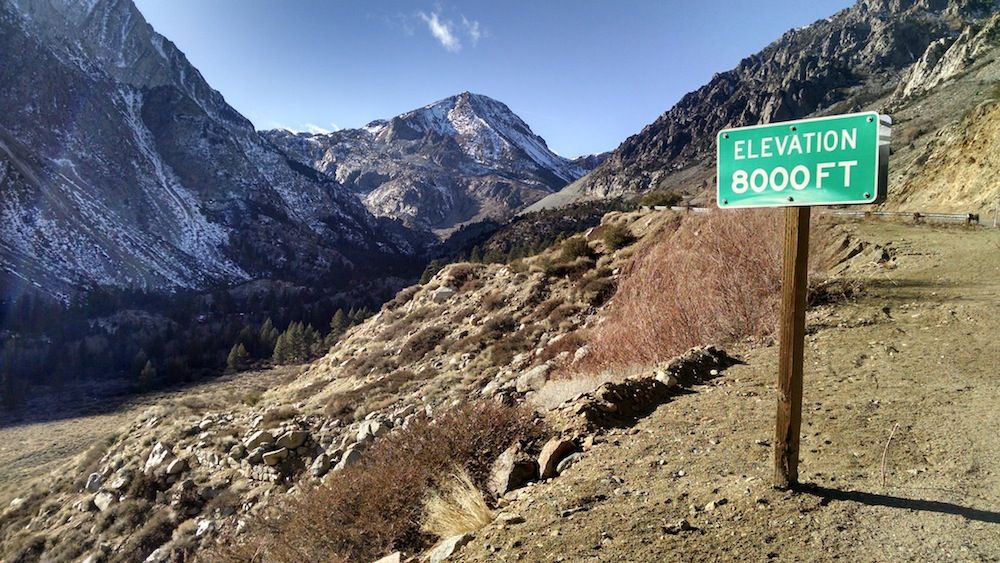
0, 0, 425, 300
264, 93, 596, 232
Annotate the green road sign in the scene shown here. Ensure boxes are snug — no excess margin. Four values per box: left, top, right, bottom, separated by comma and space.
717, 111, 889, 208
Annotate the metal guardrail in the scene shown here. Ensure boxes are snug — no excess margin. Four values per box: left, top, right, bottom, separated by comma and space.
824, 210, 981, 225
640, 205, 991, 226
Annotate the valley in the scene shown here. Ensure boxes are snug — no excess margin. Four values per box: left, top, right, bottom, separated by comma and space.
3, 0, 1000, 561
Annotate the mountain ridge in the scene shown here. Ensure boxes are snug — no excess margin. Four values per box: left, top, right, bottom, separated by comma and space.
0, 0, 427, 301
528, 0, 1000, 211
264, 92, 598, 233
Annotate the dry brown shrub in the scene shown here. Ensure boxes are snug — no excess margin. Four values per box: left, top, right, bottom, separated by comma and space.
528, 297, 563, 322
261, 405, 299, 426
449, 305, 476, 323
112, 508, 176, 563
384, 285, 421, 310
544, 256, 595, 279
488, 323, 542, 367
547, 303, 580, 325
452, 316, 518, 354
538, 331, 587, 367
446, 263, 479, 286
577, 275, 617, 307
209, 402, 547, 563
583, 210, 782, 371
0, 532, 47, 563
398, 326, 450, 364
481, 290, 506, 310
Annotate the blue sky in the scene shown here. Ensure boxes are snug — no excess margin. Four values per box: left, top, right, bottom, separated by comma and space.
134, 0, 854, 157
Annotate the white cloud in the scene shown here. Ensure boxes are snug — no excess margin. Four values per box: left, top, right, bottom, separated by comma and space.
419, 11, 461, 52
462, 16, 482, 45
304, 123, 333, 135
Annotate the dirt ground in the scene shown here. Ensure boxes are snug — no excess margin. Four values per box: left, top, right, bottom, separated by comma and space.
460, 220, 1000, 562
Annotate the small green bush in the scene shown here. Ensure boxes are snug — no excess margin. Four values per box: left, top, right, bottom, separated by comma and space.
638, 191, 681, 207
602, 223, 636, 251
559, 237, 594, 262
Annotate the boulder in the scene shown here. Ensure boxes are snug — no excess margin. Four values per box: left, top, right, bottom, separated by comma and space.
196, 518, 217, 537
488, 444, 538, 497
429, 533, 472, 563
515, 363, 550, 393
496, 512, 526, 526
276, 430, 309, 449
335, 448, 362, 471
229, 444, 247, 460
538, 438, 577, 479
357, 420, 389, 443
247, 446, 266, 465
372, 552, 402, 563
262, 448, 289, 466
93, 491, 116, 512
310, 454, 332, 478
556, 452, 584, 474
84, 472, 103, 493
244, 430, 274, 450
431, 285, 457, 303
166, 458, 188, 475
107, 474, 130, 492
144, 442, 176, 475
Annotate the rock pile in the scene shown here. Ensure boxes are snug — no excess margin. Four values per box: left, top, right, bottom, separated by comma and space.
560, 346, 738, 428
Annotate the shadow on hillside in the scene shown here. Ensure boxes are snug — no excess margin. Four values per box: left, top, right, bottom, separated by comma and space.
862, 277, 979, 301
0, 369, 279, 429
795, 484, 1000, 524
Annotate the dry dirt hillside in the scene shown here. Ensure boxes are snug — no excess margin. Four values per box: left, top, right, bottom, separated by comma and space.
1, 211, 997, 563
459, 220, 1000, 562
0, 208, 700, 561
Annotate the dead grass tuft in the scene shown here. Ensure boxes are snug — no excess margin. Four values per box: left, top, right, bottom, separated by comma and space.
422, 468, 493, 539
261, 405, 299, 426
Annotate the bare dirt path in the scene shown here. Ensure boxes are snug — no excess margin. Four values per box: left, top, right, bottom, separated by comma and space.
461, 221, 1000, 562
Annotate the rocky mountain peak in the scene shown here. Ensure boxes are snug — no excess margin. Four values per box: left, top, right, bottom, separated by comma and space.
266, 93, 596, 232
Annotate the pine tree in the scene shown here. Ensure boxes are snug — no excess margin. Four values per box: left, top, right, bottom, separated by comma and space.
302, 324, 321, 357
259, 318, 279, 358
469, 246, 483, 262
329, 309, 348, 336
420, 259, 443, 284
139, 360, 157, 390
226, 342, 250, 373
272, 331, 290, 364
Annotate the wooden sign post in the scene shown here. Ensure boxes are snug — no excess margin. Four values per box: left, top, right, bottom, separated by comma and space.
717, 112, 890, 489
773, 206, 810, 488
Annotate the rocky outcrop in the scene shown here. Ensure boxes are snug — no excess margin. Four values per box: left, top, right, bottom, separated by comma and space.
559, 346, 739, 428
893, 12, 1000, 101
529, 0, 1000, 207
